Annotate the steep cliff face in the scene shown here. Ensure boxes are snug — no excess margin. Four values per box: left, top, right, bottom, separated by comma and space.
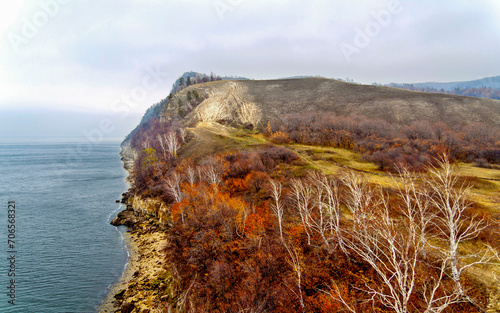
130, 196, 171, 225
159, 80, 263, 129
117, 135, 171, 228
190, 81, 262, 127
119, 139, 137, 173
111, 194, 172, 227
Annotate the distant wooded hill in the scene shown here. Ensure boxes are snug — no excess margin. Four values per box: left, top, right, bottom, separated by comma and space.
380, 75, 500, 100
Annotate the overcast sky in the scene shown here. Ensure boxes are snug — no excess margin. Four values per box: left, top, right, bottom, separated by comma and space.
1, 0, 499, 140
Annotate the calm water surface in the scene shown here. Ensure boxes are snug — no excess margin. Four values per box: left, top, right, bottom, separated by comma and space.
0, 141, 128, 312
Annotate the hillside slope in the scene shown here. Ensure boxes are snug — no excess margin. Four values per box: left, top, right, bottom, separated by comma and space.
160, 77, 500, 130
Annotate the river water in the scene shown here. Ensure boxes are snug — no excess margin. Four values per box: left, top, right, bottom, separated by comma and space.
0, 141, 128, 312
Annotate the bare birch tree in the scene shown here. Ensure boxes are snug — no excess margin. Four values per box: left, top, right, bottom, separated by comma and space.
157, 134, 169, 160
316, 174, 344, 252
289, 178, 313, 245
142, 139, 151, 150
184, 165, 197, 187
426, 156, 492, 299
165, 131, 180, 157
320, 283, 357, 313
178, 127, 187, 143
393, 166, 434, 257
290, 173, 343, 249
337, 171, 458, 313
341, 171, 374, 230
157, 131, 181, 158
283, 242, 306, 313
164, 172, 185, 222
269, 179, 285, 244
204, 162, 223, 188
305, 172, 343, 248
343, 192, 419, 313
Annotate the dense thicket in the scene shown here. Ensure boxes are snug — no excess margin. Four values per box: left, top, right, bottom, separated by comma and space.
172, 72, 222, 94
265, 113, 500, 171
130, 147, 494, 312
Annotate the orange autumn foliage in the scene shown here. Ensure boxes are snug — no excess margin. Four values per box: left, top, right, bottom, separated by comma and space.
244, 202, 271, 239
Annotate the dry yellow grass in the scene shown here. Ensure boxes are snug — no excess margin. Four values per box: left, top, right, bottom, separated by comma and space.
286, 143, 396, 187
455, 163, 500, 212
183, 124, 500, 216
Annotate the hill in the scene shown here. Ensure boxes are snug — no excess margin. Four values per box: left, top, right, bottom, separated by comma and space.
403, 75, 500, 91
383, 76, 500, 100
159, 77, 500, 131
113, 75, 500, 313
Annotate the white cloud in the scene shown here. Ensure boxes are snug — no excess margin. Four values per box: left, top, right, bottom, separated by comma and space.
0, 0, 499, 116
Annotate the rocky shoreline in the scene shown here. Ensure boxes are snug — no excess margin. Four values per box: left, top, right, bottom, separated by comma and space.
99, 141, 170, 313
99, 193, 170, 313
98, 229, 138, 313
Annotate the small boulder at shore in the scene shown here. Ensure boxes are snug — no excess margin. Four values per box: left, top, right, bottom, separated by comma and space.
111, 206, 136, 227
121, 192, 130, 204
120, 301, 134, 313
114, 289, 126, 300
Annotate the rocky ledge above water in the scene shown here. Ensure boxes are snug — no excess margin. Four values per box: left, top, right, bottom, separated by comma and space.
110, 205, 137, 227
